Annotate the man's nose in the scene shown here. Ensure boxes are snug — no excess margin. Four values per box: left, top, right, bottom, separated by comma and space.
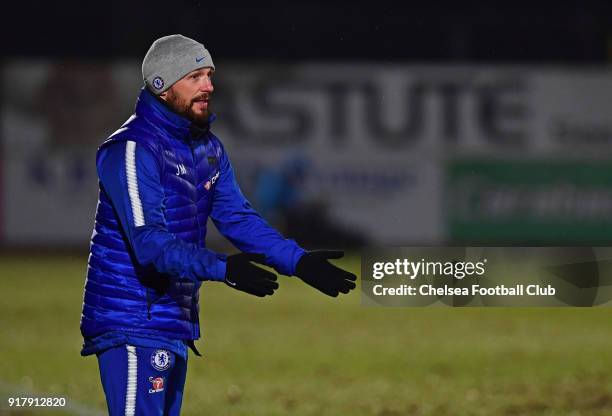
200, 77, 213, 93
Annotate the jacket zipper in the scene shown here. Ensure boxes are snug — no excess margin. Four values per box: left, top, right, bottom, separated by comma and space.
190, 143, 203, 247
190, 142, 201, 340
146, 290, 152, 320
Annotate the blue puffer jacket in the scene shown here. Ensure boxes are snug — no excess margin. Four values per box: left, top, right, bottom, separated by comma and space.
80, 88, 305, 341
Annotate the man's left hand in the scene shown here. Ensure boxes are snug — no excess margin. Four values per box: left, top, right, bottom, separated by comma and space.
294, 250, 357, 297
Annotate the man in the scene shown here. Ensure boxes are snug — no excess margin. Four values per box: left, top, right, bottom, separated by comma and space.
79, 34, 356, 415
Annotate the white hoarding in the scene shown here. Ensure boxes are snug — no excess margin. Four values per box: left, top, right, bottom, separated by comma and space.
3, 62, 612, 245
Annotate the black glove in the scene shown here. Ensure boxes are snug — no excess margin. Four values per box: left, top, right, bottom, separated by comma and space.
225, 253, 278, 297
294, 250, 357, 297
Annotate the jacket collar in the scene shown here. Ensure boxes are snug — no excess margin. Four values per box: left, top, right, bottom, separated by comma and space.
135, 87, 216, 142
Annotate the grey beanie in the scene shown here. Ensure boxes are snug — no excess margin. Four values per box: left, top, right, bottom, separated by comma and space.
142, 34, 215, 94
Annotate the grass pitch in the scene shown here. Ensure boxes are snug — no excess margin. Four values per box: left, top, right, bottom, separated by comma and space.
2, 254, 612, 415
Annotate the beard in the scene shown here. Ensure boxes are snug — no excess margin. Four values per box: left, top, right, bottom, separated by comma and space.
164, 88, 211, 126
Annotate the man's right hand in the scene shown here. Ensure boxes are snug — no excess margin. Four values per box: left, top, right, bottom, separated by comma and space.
225, 253, 279, 297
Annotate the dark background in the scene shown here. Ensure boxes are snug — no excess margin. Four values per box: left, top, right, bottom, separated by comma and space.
5, 1, 612, 62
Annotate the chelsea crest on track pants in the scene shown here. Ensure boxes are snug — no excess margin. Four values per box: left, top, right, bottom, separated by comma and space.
97, 344, 187, 416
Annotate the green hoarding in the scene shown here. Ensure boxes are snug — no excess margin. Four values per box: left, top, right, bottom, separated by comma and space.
447, 159, 612, 243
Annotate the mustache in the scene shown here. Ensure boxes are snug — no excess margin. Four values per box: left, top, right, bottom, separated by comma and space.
192, 94, 211, 102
